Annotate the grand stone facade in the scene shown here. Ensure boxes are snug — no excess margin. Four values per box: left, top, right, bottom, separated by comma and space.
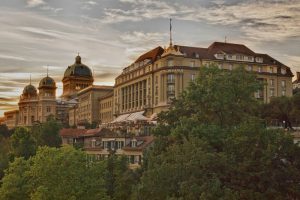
112, 41, 293, 121
4, 55, 95, 128
18, 75, 57, 126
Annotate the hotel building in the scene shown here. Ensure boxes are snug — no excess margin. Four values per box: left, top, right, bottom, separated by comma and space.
112, 41, 293, 120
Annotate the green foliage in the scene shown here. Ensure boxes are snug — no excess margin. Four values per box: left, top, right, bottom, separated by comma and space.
138, 65, 300, 199
0, 157, 31, 200
263, 93, 300, 128
0, 137, 11, 180
10, 127, 36, 159
105, 155, 138, 200
0, 146, 110, 200
154, 65, 262, 137
32, 116, 62, 147
0, 125, 11, 138
137, 122, 300, 199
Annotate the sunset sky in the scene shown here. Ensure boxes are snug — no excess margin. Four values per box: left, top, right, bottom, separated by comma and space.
0, 0, 299, 116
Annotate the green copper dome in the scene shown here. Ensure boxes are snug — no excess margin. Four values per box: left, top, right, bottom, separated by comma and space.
39, 76, 56, 88
63, 55, 93, 79
23, 84, 37, 95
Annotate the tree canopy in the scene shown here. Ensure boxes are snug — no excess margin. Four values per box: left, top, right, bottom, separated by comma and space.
137, 66, 300, 199
263, 93, 300, 129
10, 127, 36, 159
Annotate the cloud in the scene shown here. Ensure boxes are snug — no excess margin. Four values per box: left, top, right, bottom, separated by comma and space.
120, 31, 167, 45
27, 0, 45, 7
102, 0, 300, 41
81, 1, 99, 10
0, 97, 18, 103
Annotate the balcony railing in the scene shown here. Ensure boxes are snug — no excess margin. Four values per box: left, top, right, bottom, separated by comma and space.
167, 79, 175, 84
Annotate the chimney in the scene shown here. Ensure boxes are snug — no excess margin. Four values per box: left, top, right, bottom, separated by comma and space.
297, 72, 300, 81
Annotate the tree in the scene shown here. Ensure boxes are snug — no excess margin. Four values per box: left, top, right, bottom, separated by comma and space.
0, 125, 10, 138
154, 65, 262, 138
105, 155, 138, 200
0, 136, 11, 180
0, 146, 109, 200
34, 116, 62, 147
10, 127, 36, 159
137, 123, 300, 199
263, 93, 300, 129
0, 157, 31, 200
136, 65, 300, 199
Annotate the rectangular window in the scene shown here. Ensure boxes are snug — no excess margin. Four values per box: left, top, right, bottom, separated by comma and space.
167, 74, 175, 83
191, 74, 195, 82
282, 90, 286, 96
258, 66, 262, 73
46, 106, 51, 112
270, 79, 274, 87
190, 61, 195, 67
167, 59, 173, 67
270, 88, 275, 97
281, 80, 286, 88
167, 85, 175, 94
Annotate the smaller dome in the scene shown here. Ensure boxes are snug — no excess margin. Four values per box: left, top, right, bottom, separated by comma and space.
39, 76, 56, 88
23, 84, 37, 96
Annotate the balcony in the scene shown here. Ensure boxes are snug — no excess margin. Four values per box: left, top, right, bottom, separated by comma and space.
167, 79, 175, 84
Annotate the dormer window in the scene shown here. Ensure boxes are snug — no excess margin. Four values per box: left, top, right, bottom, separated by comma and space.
195, 53, 199, 58
215, 53, 224, 60
281, 68, 286, 75
167, 59, 174, 67
245, 56, 254, 62
255, 57, 263, 63
226, 55, 234, 60
236, 55, 244, 61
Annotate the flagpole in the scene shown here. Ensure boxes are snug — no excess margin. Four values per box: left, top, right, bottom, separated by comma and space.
169, 18, 172, 46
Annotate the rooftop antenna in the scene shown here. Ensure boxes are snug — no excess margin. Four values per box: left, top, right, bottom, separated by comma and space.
30, 74, 32, 85
169, 18, 173, 46
225, 36, 227, 43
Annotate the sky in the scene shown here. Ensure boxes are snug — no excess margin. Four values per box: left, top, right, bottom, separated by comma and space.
0, 0, 299, 116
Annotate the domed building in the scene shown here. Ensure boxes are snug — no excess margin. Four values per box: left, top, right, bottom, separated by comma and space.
37, 75, 57, 123
18, 74, 57, 126
18, 82, 39, 126
62, 55, 94, 100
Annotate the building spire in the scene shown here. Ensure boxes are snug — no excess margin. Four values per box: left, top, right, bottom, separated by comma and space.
30, 74, 32, 85
47, 65, 49, 77
225, 36, 227, 43
169, 18, 173, 46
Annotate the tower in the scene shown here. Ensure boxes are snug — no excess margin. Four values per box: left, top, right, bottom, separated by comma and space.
38, 71, 57, 122
62, 54, 94, 100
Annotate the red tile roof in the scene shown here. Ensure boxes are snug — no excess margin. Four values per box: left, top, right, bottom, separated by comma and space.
135, 46, 164, 63
59, 128, 87, 138
293, 72, 300, 84
122, 135, 154, 151
207, 42, 256, 56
